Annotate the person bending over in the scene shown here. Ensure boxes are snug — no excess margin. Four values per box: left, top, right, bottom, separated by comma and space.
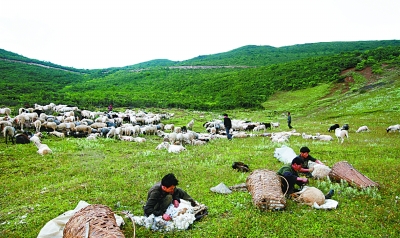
143, 173, 196, 221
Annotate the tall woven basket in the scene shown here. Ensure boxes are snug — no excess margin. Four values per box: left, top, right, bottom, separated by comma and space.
329, 161, 379, 189
246, 169, 286, 210
63, 204, 125, 238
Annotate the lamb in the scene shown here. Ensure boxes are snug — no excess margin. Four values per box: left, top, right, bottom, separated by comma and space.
3, 126, 16, 144
335, 128, 349, 143
292, 186, 325, 206
386, 124, 400, 133
356, 126, 370, 133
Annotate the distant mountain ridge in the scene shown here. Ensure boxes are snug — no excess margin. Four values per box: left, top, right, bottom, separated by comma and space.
1, 40, 400, 110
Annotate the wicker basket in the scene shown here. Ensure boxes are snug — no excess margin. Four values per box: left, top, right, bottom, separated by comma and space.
329, 161, 379, 189
246, 169, 286, 210
63, 204, 125, 238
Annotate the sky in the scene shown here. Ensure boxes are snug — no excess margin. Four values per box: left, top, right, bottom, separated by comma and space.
1, 0, 400, 69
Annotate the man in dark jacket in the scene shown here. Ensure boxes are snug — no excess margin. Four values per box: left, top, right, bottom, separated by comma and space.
223, 113, 232, 140
143, 173, 196, 221
295, 146, 324, 177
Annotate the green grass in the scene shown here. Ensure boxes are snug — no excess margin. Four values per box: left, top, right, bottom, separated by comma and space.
1, 73, 400, 237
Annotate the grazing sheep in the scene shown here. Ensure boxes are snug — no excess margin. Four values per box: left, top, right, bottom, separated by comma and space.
3, 126, 16, 144
386, 124, 400, 133
335, 128, 349, 143
328, 124, 340, 132
356, 126, 370, 133
292, 186, 325, 206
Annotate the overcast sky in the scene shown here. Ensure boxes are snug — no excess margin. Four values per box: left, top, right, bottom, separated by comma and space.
1, 0, 399, 69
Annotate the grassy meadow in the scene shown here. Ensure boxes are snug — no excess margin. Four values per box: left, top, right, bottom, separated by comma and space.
1, 73, 400, 237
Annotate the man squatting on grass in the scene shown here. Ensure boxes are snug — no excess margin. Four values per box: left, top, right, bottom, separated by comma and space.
143, 173, 197, 221
295, 146, 324, 178
277, 157, 334, 199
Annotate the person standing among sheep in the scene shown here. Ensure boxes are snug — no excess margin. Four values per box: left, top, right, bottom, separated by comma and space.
108, 104, 113, 112
223, 113, 232, 140
295, 146, 325, 178
143, 173, 197, 221
287, 112, 293, 129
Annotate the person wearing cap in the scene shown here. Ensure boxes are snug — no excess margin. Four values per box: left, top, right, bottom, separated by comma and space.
223, 113, 232, 140
277, 157, 308, 195
143, 173, 197, 221
295, 146, 324, 177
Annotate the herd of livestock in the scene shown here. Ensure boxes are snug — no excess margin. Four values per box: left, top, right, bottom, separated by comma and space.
1, 103, 400, 154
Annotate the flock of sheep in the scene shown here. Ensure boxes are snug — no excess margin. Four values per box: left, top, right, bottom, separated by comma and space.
1, 104, 400, 156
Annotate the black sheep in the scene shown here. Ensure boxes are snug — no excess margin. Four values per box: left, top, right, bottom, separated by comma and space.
328, 124, 340, 132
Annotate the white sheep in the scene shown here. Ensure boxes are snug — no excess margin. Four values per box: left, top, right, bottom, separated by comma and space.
335, 128, 348, 143
186, 119, 195, 130
31, 140, 52, 155
356, 125, 370, 133
49, 131, 65, 138
32, 120, 42, 132
314, 134, 333, 141
3, 126, 16, 144
0, 107, 11, 116
302, 132, 313, 139
155, 142, 186, 153
271, 122, 280, 128
132, 137, 146, 143
386, 124, 400, 133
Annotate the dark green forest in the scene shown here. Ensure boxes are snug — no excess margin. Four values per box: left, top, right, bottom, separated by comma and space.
1, 40, 400, 111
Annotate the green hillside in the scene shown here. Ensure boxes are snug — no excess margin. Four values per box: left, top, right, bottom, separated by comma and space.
1, 41, 400, 111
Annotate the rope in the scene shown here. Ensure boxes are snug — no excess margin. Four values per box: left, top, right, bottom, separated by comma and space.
120, 210, 136, 238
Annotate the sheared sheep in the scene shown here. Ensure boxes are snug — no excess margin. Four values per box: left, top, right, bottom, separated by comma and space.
386, 124, 400, 133
356, 126, 370, 133
155, 142, 186, 153
335, 128, 348, 143
3, 126, 16, 144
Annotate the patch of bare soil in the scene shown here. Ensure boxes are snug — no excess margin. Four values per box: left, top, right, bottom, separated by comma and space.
324, 66, 378, 98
